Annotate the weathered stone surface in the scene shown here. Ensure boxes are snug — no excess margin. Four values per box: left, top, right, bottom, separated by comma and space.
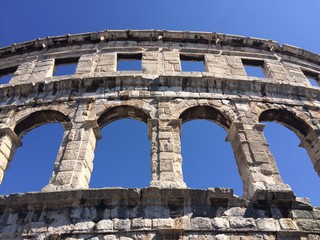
131, 218, 152, 229
0, 30, 319, 239
96, 220, 113, 231
229, 217, 256, 229
113, 219, 131, 230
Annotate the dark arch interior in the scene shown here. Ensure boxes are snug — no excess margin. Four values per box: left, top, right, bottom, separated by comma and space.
259, 109, 311, 138
98, 106, 149, 128
179, 106, 230, 129
14, 110, 70, 137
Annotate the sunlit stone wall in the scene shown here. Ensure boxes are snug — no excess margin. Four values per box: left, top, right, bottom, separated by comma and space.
0, 30, 319, 239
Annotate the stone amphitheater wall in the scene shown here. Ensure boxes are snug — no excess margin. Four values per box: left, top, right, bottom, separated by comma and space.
0, 30, 319, 239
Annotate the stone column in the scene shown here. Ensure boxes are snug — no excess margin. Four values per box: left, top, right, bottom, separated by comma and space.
43, 109, 100, 191
226, 122, 295, 201
0, 127, 22, 183
148, 119, 186, 188
300, 129, 320, 176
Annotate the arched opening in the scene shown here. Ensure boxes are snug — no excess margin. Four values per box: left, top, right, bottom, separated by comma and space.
90, 106, 151, 188
180, 106, 242, 196
180, 106, 230, 129
0, 123, 64, 194
259, 109, 310, 139
14, 110, 70, 137
97, 105, 149, 129
90, 119, 150, 188
259, 109, 320, 206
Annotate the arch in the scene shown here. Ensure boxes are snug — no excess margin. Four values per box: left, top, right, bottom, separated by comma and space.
14, 110, 70, 137
259, 108, 311, 139
0, 123, 64, 194
90, 118, 150, 188
262, 122, 320, 205
97, 105, 150, 128
179, 106, 231, 130
181, 119, 242, 195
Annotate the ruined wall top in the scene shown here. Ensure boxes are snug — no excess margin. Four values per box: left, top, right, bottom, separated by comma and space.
1, 30, 319, 65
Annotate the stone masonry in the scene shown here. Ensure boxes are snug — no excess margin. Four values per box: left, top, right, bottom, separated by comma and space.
0, 30, 319, 239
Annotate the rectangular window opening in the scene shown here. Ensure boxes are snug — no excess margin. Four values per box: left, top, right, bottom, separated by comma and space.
302, 70, 319, 87
180, 54, 205, 72
242, 59, 266, 78
0, 66, 18, 84
53, 57, 79, 76
117, 53, 142, 71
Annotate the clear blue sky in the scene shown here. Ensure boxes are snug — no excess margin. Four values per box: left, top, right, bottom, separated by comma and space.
0, 0, 319, 206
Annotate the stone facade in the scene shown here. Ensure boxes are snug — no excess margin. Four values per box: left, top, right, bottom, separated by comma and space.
0, 30, 319, 239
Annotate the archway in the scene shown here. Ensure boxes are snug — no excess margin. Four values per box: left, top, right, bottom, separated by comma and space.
90, 119, 150, 188
179, 106, 242, 195
0, 123, 64, 194
259, 109, 320, 205
181, 120, 242, 195
90, 106, 151, 188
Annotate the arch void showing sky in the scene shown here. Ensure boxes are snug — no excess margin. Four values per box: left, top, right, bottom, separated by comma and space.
0, 0, 319, 205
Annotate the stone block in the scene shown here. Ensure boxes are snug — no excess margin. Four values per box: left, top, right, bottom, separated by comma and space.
256, 218, 280, 231
296, 219, 320, 232
131, 218, 152, 229
152, 218, 173, 229
229, 217, 256, 229
279, 218, 298, 230
114, 219, 131, 230
96, 220, 113, 231
190, 217, 212, 230
211, 218, 230, 230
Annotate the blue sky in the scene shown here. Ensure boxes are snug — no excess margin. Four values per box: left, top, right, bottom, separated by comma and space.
0, 0, 319, 205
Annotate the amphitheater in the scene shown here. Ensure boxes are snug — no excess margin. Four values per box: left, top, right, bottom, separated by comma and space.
0, 30, 319, 239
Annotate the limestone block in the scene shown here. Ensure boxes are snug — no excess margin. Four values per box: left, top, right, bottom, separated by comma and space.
113, 219, 131, 230
142, 51, 159, 74
76, 54, 95, 76
74, 221, 95, 231
173, 217, 191, 230
296, 219, 320, 232
190, 217, 212, 230
279, 218, 298, 230
152, 218, 173, 229
131, 218, 152, 229
96, 220, 113, 231
229, 217, 256, 229
290, 210, 314, 219
256, 218, 280, 231
211, 218, 230, 230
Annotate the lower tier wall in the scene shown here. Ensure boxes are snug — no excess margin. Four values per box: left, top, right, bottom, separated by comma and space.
0, 188, 319, 240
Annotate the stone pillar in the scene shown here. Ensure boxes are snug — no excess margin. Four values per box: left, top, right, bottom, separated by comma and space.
0, 127, 22, 183
43, 113, 100, 192
148, 119, 186, 188
226, 122, 295, 201
300, 129, 320, 176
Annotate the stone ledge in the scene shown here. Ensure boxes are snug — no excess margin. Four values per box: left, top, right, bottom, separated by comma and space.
0, 30, 319, 65
1, 76, 320, 108
0, 188, 239, 211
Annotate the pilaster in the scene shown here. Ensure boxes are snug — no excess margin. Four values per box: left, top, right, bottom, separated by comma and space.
43, 105, 100, 191
148, 119, 186, 188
